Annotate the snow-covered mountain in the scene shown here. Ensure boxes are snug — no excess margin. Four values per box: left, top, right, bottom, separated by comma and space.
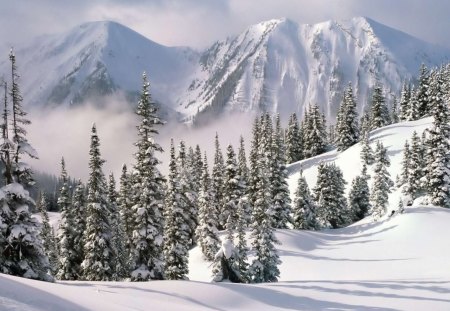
0, 17, 449, 124
0, 21, 198, 110
180, 17, 450, 124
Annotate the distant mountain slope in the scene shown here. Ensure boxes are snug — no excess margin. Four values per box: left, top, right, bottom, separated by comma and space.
0, 18, 448, 125
0, 21, 198, 110
179, 17, 450, 124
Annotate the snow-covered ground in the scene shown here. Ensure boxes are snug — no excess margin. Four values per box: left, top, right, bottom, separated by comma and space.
2, 118, 450, 310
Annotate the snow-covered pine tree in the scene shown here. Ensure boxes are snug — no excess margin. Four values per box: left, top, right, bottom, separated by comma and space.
164, 140, 189, 280
399, 82, 411, 122
270, 114, 292, 228
285, 113, 302, 163
370, 141, 393, 220
235, 199, 249, 282
71, 179, 86, 278
129, 73, 165, 281
37, 193, 57, 274
406, 87, 420, 121
313, 162, 348, 228
304, 105, 328, 157
212, 133, 226, 230
81, 125, 114, 281
0, 50, 50, 281
425, 71, 450, 208
223, 144, 241, 238
348, 165, 371, 222
192, 144, 203, 193
248, 117, 261, 222
336, 83, 360, 151
360, 130, 374, 166
292, 170, 318, 230
176, 140, 198, 247
56, 157, 77, 280
237, 136, 251, 225
400, 140, 411, 186
370, 84, 390, 130
195, 153, 220, 261
248, 115, 281, 283
416, 64, 431, 118
108, 173, 127, 280
117, 165, 132, 254
403, 131, 425, 200
391, 98, 399, 124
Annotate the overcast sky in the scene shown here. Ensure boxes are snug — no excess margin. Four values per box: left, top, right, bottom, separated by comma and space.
1, 0, 450, 50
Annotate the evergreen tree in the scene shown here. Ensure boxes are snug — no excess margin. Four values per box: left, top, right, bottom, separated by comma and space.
292, 171, 318, 230
370, 141, 393, 220
56, 157, 77, 280
403, 131, 425, 200
237, 136, 251, 225
195, 154, 220, 261
425, 71, 450, 207
164, 140, 189, 280
117, 165, 133, 254
370, 84, 390, 130
248, 117, 261, 221
406, 87, 420, 121
270, 115, 292, 228
360, 131, 374, 166
348, 165, 371, 222
399, 83, 411, 122
81, 125, 114, 281
71, 179, 86, 278
304, 105, 327, 157
336, 83, 360, 151
285, 113, 302, 163
129, 73, 165, 281
235, 199, 249, 282
223, 144, 241, 238
400, 140, 411, 186
313, 163, 349, 228
212, 133, 225, 230
391, 98, 399, 124
37, 193, 57, 274
416, 64, 431, 118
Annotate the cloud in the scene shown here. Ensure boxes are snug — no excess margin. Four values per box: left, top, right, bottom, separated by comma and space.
1, 0, 449, 51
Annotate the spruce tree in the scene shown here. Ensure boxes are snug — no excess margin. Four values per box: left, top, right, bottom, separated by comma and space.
56, 157, 77, 280
37, 193, 57, 274
360, 131, 374, 166
285, 113, 302, 163
235, 199, 249, 282
270, 115, 292, 228
416, 64, 431, 118
406, 87, 420, 121
248, 117, 261, 221
304, 105, 327, 157
348, 165, 371, 222
195, 154, 220, 261
400, 140, 411, 186
391, 98, 399, 124
117, 165, 133, 253
370, 85, 390, 130
237, 136, 251, 225
223, 144, 241, 238
336, 83, 360, 151
292, 171, 318, 230
81, 125, 114, 281
212, 133, 225, 230
164, 140, 189, 280
71, 179, 86, 278
370, 141, 393, 220
403, 131, 425, 200
129, 73, 165, 281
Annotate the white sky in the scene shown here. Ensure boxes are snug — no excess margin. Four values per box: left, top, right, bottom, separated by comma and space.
1, 0, 449, 50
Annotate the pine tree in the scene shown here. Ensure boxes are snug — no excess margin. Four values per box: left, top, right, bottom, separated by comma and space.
212, 133, 226, 230
237, 136, 251, 225
235, 199, 249, 282
71, 179, 86, 278
285, 113, 302, 163
0, 50, 50, 281
223, 144, 242, 238
348, 165, 371, 222
336, 83, 360, 151
314, 163, 349, 228
292, 171, 318, 230
117, 165, 133, 254
403, 131, 425, 200
400, 140, 411, 186
370, 84, 390, 130
360, 131, 374, 166
304, 105, 327, 157
416, 64, 431, 118
406, 87, 420, 121
81, 125, 114, 281
425, 71, 450, 207
129, 73, 165, 281
164, 140, 189, 280
399, 83, 411, 121
370, 141, 393, 220
270, 115, 292, 228
37, 193, 57, 274
56, 158, 77, 280
391, 98, 399, 124
195, 154, 220, 261
248, 117, 261, 221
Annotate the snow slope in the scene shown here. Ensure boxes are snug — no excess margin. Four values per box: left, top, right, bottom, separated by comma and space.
2, 118, 450, 310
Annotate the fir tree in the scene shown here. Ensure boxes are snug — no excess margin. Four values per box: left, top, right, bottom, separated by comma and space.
391, 98, 399, 124
129, 73, 165, 281
360, 131, 374, 166
223, 144, 241, 238
237, 136, 251, 225
37, 193, 57, 274
195, 154, 220, 261
71, 179, 86, 278
248, 117, 261, 221
416, 64, 431, 118
235, 199, 249, 282
370, 84, 390, 130
336, 83, 360, 151
212, 133, 225, 230
400, 140, 411, 186
292, 170, 318, 230
370, 141, 393, 220
348, 165, 371, 222
406, 87, 420, 121
117, 165, 133, 254
270, 115, 292, 228
285, 113, 302, 163
164, 140, 189, 280
304, 105, 327, 157
403, 131, 425, 200
56, 157, 77, 280
81, 125, 114, 281
399, 83, 411, 121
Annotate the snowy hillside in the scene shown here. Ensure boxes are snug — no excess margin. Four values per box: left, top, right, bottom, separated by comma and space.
3, 116, 450, 310
1, 18, 449, 124
0, 21, 198, 109
180, 17, 450, 124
